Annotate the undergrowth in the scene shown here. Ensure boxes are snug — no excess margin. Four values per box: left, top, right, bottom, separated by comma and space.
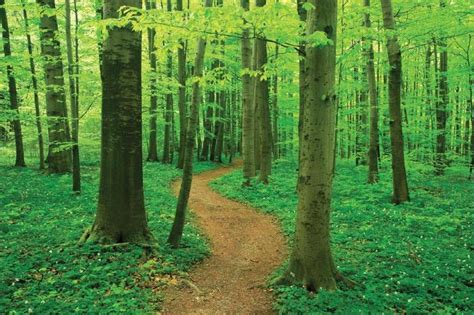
211, 159, 473, 314
0, 157, 217, 313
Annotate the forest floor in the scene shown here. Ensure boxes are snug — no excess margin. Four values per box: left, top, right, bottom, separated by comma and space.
162, 161, 287, 314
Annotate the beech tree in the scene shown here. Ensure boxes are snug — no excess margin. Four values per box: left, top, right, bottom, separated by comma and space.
80, 0, 154, 244
37, 0, 72, 173
1, 0, 26, 167
277, 0, 344, 290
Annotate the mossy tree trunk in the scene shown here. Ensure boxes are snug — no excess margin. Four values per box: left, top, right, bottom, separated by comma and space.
80, 0, 153, 245
380, 0, 410, 204
278, 0, 341, 291
168, 0, 212, 248
1, 1, 26, 167
37, 0, 72, 173
176, 0, 187, 169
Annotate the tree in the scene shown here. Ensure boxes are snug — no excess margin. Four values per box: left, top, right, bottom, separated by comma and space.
162, 0, 174, 164
37, 0, 72, 173
176, 0, 187, 169
168, 0, 213, 248
254, 0, 272, 184
65, 0, 81, 192
380, 0, 410, 204
146, 0, 159, 162
80, 0, 154, 244
21, 1, 45, 170
1, 0, 26, 167
363, 0, 379, 184
277, 0, 343, 291
241, 0, 256, 184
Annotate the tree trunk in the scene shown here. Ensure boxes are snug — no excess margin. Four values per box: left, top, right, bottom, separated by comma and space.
272, 45, 280, 160
201, 90, 215, 160
0, 1, 26, 167
176, 0, 187, 169
146, 0, 159, 162
364, 0, 379, 183
241, 0, 256, 183
434, 0, 448, 175
80, 0, 153, 245
37, 0, 72, 173
162, 0, 174, 164
21, 3, 45, 170
168, 0, 212, 248
278, 0, 341, 291
65, 0, 81, 192
214, 90, 225, 162
380, 0, 410, 204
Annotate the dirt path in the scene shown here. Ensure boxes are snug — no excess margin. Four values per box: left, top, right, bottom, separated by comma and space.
162, 162, 287, 315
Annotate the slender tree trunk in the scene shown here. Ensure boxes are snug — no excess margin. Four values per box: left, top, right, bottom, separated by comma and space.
272, 45, 280, 160
168, 0, 212, 248
37, 0, 72, 173
176, 0, 187, 169
65, 0, 81, 192
380, 0, 410, 204
0, 1, 26, 167
146, 0, 159, 162
21, 3, 45, 170
435, 0, 448, 175
80, 0, 153, 245
162, 0, 173, 164
278, 0, 342, 291
364, 0, 379, 183
201, 89, 215, 160
214, 90, 225, 163
252, 1, 272, 183
241, 0, 256, 183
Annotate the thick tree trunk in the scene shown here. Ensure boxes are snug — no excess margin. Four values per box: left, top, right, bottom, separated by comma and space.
22, 3, 45, 170
168, 0, 212, 248
37, 0, 72, 173
146, 0, 159, 162
1, 1, 26, 167
380, 0, 410, 204
364, 0, 379, 183
278, 0, 341, 291
241, 0, 256, 183
176, 0, 187, 169
65, 0, 81, 192
80, 0, 153, 245
297, 0, 306, 168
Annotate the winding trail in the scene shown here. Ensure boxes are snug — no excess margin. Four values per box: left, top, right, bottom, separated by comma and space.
162, 162, 287, 314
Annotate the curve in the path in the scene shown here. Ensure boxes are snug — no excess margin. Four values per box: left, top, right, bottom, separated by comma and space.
162, 162, 287, 315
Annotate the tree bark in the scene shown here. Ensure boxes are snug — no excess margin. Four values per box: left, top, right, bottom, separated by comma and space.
278, 0, 341, 291
37, 0, 72, 173
65, 0, 81, 192
0, 1, 26, 167
272, 46, 280, 160
21, 3, 45, 170
168, 0, 213, 248
380, 0, 410, 204
241, 0, 256, 183
146, 0, 159, 162
363, 0, 379, 183
162, 0, 174, 164
176, 0, 187, 169
80, 0, 153, 245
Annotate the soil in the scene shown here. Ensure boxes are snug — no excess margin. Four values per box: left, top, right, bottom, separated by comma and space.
162, 162, 287, 314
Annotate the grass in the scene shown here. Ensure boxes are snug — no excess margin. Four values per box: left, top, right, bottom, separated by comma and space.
0, 156, 217, 314
211, 158, 474, 314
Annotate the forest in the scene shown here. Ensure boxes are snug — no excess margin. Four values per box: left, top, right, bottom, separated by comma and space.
0, 0, 472, 313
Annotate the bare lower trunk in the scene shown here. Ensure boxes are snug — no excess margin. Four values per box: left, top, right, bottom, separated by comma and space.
80, 0, 153, 245
380, 0, 410, 204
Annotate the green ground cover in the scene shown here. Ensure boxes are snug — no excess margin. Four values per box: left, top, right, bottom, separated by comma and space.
0, 157, 217, 314
211, 159, 473, 314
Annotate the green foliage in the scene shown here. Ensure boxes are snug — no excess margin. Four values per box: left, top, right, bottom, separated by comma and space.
212, 159, 474, 313
0, 157, 217, 313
